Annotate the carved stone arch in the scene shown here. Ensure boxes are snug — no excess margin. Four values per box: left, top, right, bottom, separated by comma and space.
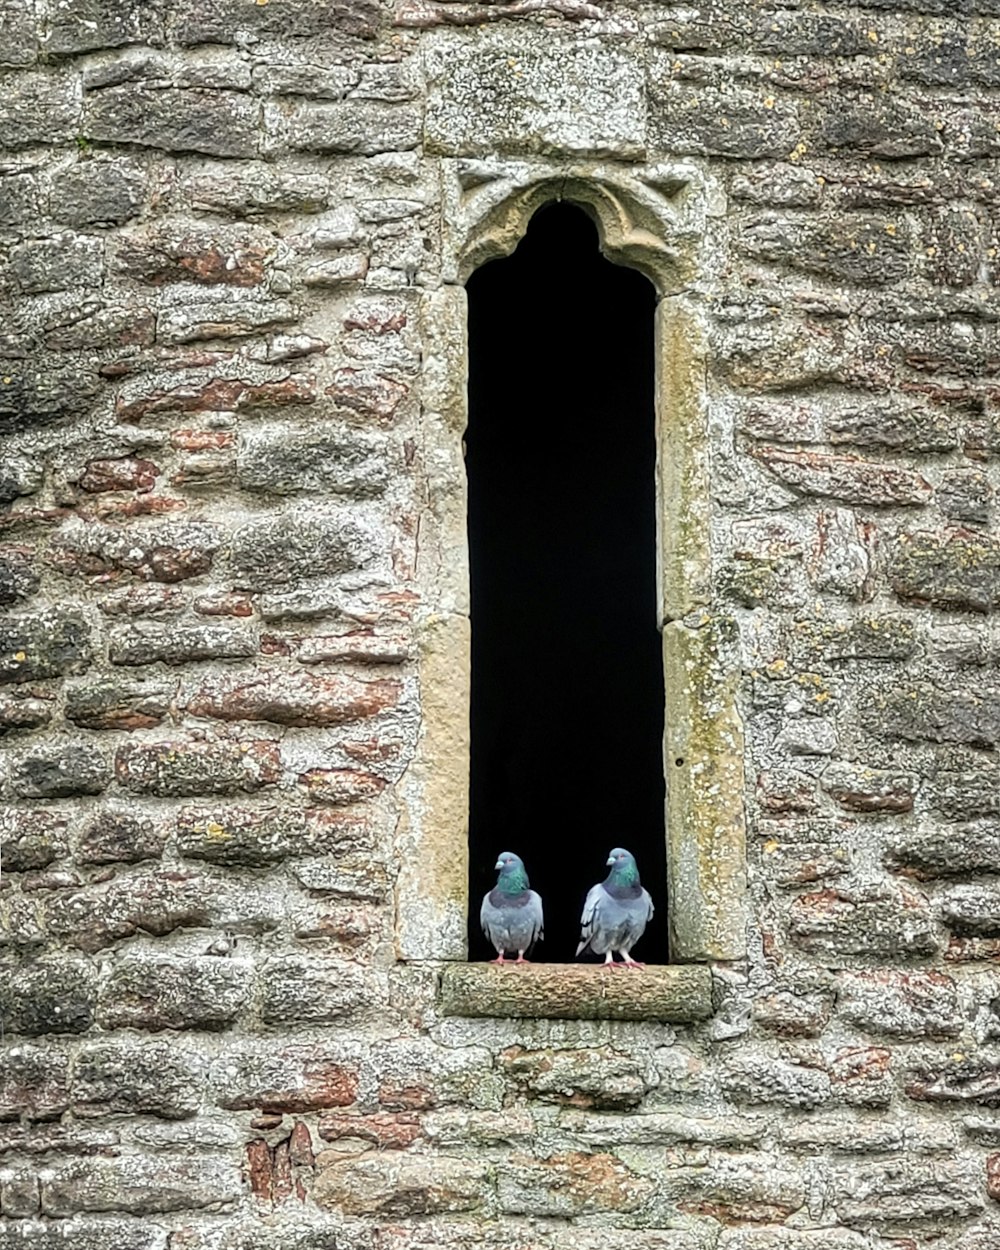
441, 159, 708, 292
399, 160, 747, 992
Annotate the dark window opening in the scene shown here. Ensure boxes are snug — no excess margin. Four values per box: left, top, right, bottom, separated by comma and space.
465, 201, 667, 963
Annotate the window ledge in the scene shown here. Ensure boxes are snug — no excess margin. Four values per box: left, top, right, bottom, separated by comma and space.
438, 962, 713, 1022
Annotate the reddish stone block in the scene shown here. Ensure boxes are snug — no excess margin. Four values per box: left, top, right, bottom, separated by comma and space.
317, 1111, 421, 1152
754, 446, 932, 506
114, 227, 271, 288
170, 430, 237, 451
325, 367, 409, 424
117, 375, 317, 423
987, 1154, 1000, 1201
216, 1046, 359, 1113
186, 670, 401, 727
288, 1120, 315, 1167
194, 591, 254, 617
79, 457, 159, 494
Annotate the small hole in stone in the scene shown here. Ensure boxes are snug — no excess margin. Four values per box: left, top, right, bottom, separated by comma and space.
675, 758, 684, 767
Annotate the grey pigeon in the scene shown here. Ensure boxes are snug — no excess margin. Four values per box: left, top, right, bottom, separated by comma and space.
480, 851, 544, 965
576, 847, 654, 969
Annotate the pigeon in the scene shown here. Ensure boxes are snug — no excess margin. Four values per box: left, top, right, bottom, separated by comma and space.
480, 851, 544, 965
576, 847, 654, 969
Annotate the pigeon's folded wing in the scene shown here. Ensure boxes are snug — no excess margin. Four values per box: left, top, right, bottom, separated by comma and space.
576, 883, 605, 955
527, 889, 544, 945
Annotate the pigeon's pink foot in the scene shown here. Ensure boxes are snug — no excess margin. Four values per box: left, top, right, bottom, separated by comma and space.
623, 959, 646, 969
489, 954, 506, 965
514, 954, 531, 964
602, 961, 627, 971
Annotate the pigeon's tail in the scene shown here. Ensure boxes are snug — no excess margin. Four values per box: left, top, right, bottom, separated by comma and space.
575, 938, 590, 957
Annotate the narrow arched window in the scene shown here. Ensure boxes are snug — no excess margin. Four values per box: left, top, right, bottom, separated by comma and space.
465, 202, 666, 962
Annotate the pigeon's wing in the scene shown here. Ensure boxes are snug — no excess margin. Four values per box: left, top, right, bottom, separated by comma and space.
480, 892, 502, 947
526, 889, 544, 946
576, 883, 605, 956
625, 888, 654, 946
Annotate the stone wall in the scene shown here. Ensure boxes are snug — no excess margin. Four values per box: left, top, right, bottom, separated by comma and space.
4, 0, 1000, 1247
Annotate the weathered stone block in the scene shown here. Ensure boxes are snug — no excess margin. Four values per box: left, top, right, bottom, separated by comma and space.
65, 677, 175, 730
0, 809, 69, 873
0, 611, 91, 684
50, 158, 145, 227
648, 74, 800, 160
109, 623, 254, 666
789, 615, 917, 666
279, 99, 421, 155
753, 447, 931, 506
229, 507, 377, 588
939, 883, 1000, 935
0, 71, 78, 148
236, 427, 390, 496
11, 234, 104, 295
370, 1038, 499, 1112
831, 1158, 980, 1224
325, 367, 410, 424
44, 868, 281, 953
97, 954, 252, 1031
814, 93, 944, 158
871, 681, 1000, 748
887, 822, 1000, 879
0, 360, 100, 436
259, 955, 369, 1024
115, 739, 282, 797
500, 1045, 650, 1109
739, 214, 911, 286
0, 172, 39, 228
426, 30, 643, 159
72, 1040, 206, 1119
86, 86, 260, 157
821, 762, 916, 813
171, 0, 381, 43
44, 0, 162, 54
837, 970, 962, 1039
213, 1044, 359, 1113
41, 1155, 240, 1216
187, 670, 400, 727
0, 1223, 164, 1250
891, 528, 1000, 611
0, 0, 38, 66
314, 1152, 490, 1216
50, 520, 220, 583
0, 957, 97, 1036
113, 223, 273, 287
938, 468, 992, 525
176, 805, 368, 866
906, 1054, 1000, 1107
0, 551, 40, 609
10, 741, 111, 798
497, 1151, 651, 1217
788, 886, 940, 958
77, 808, 167, 865
720, 1052, 831, 1109
0, 1046, 71, 1120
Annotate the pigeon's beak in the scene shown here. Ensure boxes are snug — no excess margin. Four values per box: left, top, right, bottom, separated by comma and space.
495, 859, 504, 871
606, 855, 615, 866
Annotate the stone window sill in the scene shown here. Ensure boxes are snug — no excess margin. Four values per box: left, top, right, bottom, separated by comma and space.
438, 962, 713, 1022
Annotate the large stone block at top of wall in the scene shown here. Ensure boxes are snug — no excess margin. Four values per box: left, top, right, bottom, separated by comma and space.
424, 30, 646, 159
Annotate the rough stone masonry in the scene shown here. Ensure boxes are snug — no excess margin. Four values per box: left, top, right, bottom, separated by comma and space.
5, 0, 1000, 1247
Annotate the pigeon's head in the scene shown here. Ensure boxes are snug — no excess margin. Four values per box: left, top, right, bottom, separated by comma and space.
495, 851, 524, 872
494, 851, 529, 892
605, 847, 639, 886
606, 847, 635, 868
